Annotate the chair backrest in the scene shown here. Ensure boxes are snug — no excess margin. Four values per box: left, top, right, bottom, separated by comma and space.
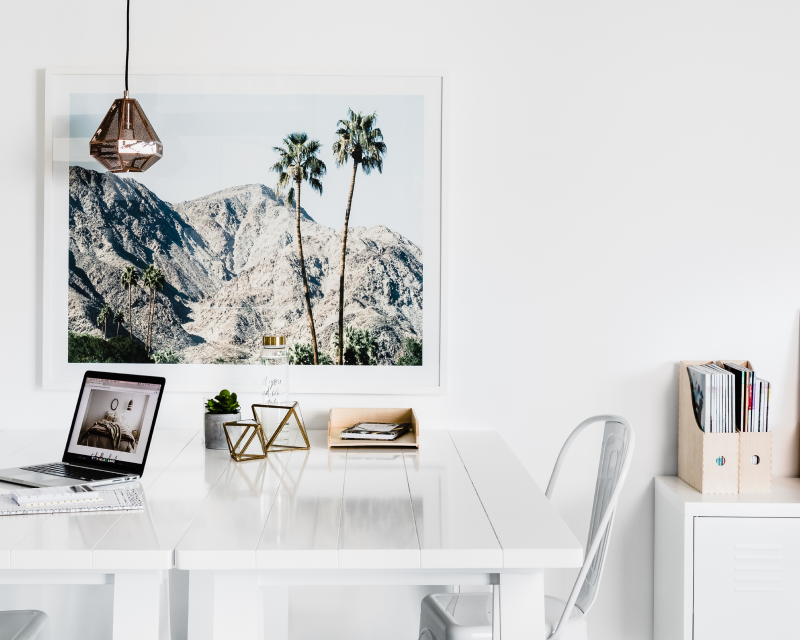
545, 415, 634, 639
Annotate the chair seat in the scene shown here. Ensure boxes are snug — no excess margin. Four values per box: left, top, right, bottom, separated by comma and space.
419, 593, 587, 640
0, 610, 49, 640
544, 595, 587, 640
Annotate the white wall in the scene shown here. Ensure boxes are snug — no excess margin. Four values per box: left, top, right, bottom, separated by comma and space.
3, 1, 800, 638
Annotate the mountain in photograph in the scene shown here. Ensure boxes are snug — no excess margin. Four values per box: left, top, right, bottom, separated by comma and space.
68, 166, 423, 364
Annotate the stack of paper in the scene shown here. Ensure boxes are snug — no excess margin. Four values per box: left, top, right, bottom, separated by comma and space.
339, 422, 412, 441
11, 484, 101, 507
0, 485, 143, 516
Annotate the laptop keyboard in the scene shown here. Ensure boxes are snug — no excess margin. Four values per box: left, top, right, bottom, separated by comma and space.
20, 463, 123, 482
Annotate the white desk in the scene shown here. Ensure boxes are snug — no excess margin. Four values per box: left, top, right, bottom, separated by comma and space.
0, 428, 216, 640
0, 429, 583, 640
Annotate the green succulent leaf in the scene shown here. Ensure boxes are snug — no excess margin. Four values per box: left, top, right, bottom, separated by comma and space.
206, 389, 241, 414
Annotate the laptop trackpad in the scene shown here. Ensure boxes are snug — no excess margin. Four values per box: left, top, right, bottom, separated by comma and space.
10, 471, 70, 486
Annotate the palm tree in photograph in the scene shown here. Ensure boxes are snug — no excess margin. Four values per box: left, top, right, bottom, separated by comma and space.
143, 264, 165, 356
148, 268, 165, 356
97, 305, 112, 339
142, 265, 155, 353
270, 132, 327, 365
114, 310, 124, 336
332, 109, 386, 365
120, 265, 140, 341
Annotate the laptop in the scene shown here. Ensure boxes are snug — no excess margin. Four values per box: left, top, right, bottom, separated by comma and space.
0, 371, 166, 488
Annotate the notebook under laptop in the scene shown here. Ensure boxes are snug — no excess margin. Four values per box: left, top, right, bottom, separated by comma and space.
0, 371, 166, 488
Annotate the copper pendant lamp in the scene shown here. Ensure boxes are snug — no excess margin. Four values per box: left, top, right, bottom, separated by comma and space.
89, 0, 162, 173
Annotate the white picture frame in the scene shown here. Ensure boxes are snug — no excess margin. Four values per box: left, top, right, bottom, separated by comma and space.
44, 67, 447, 394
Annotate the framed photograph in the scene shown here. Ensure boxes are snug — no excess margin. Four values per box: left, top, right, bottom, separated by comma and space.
44, 68, 445, 393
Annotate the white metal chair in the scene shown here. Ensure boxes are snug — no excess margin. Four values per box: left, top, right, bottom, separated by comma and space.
0, 610, 49, 640
418, 415, 635, 640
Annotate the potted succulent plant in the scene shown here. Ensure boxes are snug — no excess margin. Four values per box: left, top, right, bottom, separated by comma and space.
204, 389, 241, 450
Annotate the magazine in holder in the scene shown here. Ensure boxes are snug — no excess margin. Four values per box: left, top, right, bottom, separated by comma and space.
678, 360, 739, 494
223, 402, 310, 462
721, 359, 772, 494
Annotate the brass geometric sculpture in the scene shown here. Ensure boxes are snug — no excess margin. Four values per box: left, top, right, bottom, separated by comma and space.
90, 92, 163, 173
223, 402, 310, 462
89, 0, 163, 173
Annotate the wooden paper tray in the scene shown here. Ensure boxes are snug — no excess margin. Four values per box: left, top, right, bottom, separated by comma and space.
327, 407, 420, 448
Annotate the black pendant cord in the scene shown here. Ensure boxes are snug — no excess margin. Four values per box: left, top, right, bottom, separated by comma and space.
124, 0, 130, 92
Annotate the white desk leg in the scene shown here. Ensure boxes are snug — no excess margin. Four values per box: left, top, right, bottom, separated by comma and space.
499, 571, 544, 640
113, 571, 167, 640
188, 571, 259, 640
262, 585, 289, 640
493, 584, 501, 640
212, 572, 258, 640
188, 571, 214, 640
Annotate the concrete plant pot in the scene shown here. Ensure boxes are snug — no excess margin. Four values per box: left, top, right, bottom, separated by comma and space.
204, 412, 240, 450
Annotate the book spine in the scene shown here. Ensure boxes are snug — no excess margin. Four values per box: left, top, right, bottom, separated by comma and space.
713, 372, 718, 433
727, 374, 732, 432
741, 371, 747, 431
729, 374, 734, 433
755, 380, 762, 432
700, 376, 709, 433
740, 371, 746, 431
725, 374, 730, 432
765, 382, 770, 432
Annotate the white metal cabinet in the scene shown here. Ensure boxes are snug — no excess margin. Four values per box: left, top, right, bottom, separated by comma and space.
694, 517, 800, 639
655, 477, 800, 640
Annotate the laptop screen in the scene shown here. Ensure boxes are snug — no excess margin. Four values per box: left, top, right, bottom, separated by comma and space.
64, 374, 164, 470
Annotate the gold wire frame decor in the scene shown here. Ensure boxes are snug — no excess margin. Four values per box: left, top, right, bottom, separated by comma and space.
223, 401, 310, 462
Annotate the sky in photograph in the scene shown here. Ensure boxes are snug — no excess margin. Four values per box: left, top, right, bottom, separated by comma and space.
70, 93, 425, 246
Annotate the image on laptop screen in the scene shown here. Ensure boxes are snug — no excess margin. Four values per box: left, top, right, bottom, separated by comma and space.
66, 376, 163, 465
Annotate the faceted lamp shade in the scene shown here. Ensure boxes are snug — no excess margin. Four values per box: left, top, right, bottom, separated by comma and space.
89, 94, 163, 173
